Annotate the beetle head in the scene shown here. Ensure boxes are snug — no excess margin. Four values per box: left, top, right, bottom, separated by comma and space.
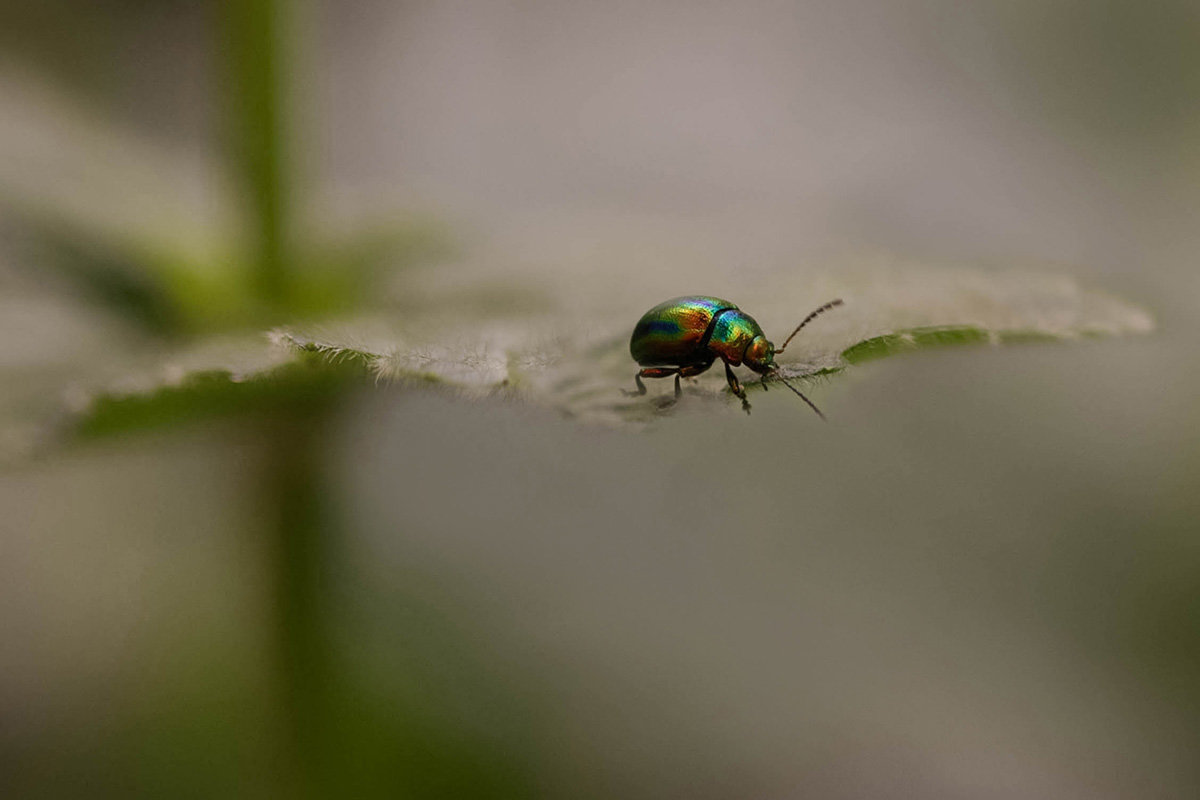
743, 335, 775, 374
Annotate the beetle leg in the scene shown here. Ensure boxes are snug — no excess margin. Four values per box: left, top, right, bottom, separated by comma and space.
723, 361, 752, 414
628, 362, 712, 401
638, 367, 681, 380
626, 367, 680, 397
722, 361, 742, 395
673, 360, 714, 398
677, 360, 714, 379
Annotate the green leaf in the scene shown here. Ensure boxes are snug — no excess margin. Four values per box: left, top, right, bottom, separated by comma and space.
73, 356, 372, 441
16, 263, 1152, 452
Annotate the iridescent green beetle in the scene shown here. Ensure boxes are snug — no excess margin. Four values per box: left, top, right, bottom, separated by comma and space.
629, 296, 843, 417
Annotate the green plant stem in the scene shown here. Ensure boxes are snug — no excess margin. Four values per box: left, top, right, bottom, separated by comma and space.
262, 414, 332, 797
223, 0, 292, 311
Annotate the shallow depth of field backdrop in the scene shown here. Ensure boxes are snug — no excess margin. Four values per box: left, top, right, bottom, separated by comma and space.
2, 1, 1199, 798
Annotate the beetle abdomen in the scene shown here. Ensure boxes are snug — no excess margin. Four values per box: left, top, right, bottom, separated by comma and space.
629, 296, 737, 366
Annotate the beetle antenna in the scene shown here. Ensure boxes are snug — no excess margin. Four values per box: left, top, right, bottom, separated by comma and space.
775, 298, 844, 354
773, 373, 826, 421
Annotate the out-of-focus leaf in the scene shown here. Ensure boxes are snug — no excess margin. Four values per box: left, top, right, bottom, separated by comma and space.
0, 70, 454, 334
3, 209, 189, 336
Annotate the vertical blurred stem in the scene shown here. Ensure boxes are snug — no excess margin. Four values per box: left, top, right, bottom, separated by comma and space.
222, 0, 292, 311
223, 2, 321, 791
263, 413, 332, 797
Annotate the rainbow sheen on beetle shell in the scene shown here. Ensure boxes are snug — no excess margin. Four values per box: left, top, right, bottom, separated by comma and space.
629, 296, 740, 366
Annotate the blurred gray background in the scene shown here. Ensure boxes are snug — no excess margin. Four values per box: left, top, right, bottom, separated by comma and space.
2, 1, 1199, 797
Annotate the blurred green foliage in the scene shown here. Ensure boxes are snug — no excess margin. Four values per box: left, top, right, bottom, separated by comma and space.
0, 0, 454, 337
2, 3, 477, 795
6, 205, 454, 336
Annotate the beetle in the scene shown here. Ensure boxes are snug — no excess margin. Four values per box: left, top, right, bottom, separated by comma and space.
628, 295, 843, 417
